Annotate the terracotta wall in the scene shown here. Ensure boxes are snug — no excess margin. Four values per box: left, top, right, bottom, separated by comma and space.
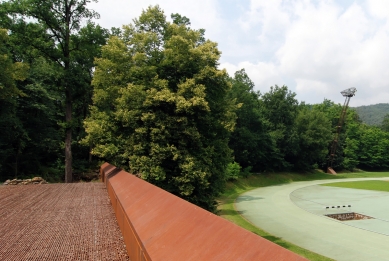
100, 162, 307, 261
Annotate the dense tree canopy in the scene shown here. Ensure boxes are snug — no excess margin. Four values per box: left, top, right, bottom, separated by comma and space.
354, 103, 389, 126
381, 114, 389, 132
1, 0, 104, 182
0, 28, 29, 180
0, 0, 108, 181
83, 6, 236, 211
0, 28, 28, 99
292, 106, 332, 170
228, 69, 273, 172
260, 85, 299, 170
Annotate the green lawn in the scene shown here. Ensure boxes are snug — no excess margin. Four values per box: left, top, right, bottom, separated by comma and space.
322, 180, 389, 192
217, 170, 389, 261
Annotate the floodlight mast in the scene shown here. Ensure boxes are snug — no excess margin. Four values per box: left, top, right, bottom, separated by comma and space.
327, 87, 357, 175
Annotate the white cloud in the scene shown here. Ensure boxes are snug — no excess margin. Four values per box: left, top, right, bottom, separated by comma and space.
89, 0, 389, 106
278, 2, 369, 79
90, 0, 221, 38
221, 61, 284, 93
238, 0, 291, 55
273, 0, 389, 105
367, 0, 389, 19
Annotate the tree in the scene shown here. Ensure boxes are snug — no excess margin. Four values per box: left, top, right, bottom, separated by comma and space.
357, 125, 389, 169
381, 113, 389, 132
0, 28, 28, 99
341, 109, 362, 170
227, 69, 273, 171
1, 0, 100, 182
84, 6, 236, 211
0, 28, 29, 180
260, 85, 299, 170
292, 105, 332, 170
312, 99, 346, 170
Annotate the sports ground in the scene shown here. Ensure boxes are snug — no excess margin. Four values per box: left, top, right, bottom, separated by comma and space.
235, 178, 389, 261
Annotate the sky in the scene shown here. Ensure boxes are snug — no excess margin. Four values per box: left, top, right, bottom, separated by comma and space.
89, 0, 389, 106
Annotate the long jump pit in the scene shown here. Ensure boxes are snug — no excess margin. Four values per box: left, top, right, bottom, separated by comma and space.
235, 178, 389, 261
0, 183, 129, 261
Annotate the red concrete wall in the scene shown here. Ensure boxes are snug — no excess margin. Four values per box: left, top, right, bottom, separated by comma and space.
101, 162, 308, 261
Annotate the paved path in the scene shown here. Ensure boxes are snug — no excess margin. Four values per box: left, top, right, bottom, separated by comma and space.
235, 178, 389, 261
0, 183, 129, 261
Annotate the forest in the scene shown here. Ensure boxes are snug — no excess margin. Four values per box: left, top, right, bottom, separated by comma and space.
354, 103, 389, 126
1, 2, 389, 211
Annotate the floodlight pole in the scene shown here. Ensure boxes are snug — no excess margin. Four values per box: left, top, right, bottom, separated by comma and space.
327, 88, 357, 174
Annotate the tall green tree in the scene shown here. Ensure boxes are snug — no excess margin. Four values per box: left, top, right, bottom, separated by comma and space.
0, 28, 28, 99
357, 125, 389, 169
0, 28, 29, 179
84, 6, 236, 211
260, 85, 299, 170
291, 105, 332, 170
341, 109, 362, 170
2, 57, 64, 180
228, 69, 273, 171
1, 0, 100, 182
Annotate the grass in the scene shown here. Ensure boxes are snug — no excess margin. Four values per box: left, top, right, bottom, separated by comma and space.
217, 170, 389, 261
322, 180, 389, 192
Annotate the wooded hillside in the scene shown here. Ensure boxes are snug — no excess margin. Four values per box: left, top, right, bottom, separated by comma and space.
354, 103, 389, 126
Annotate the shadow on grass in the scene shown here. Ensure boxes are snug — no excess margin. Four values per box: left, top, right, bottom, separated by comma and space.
218, 209, 247, 216
264, 236, 291, 249
249, 230, 292, 250
235, 195, 264, 202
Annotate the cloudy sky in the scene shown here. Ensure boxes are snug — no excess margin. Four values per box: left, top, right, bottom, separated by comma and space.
90, 0, 389, 106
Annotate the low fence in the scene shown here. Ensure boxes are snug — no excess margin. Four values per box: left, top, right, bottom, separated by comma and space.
100, 162, 307, 261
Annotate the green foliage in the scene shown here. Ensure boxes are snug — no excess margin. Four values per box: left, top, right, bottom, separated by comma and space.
357, 125, 389, 169
381, 113, 389, 132
0, 54, 64, 181
225, 162, 241, 181
354, 103, 389, 126
0, 28, 28, 99
228, 69, 273, 171
240, 166, 252, 178
1, 1, 388, 189
1, 0, 104, 182
342, 115, 361, 170
0, 1, 108, 181
324, 104, 389, 171
84, 6, 236, 211
0, 28, 29, 180
292, 106, 332, 170
228, 77, 336, 173
260, 85, 299, 170
312, 99, 348, 170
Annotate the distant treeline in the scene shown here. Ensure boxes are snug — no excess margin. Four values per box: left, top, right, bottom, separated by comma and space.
1, 3, 389, 211
354, 103, 389, 126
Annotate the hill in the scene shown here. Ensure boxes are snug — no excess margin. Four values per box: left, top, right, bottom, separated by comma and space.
353, 103, 389, 126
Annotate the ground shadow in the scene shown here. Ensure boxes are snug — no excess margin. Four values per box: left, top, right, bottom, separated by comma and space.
235, 195, 264, 203
218, 209, 247, 216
